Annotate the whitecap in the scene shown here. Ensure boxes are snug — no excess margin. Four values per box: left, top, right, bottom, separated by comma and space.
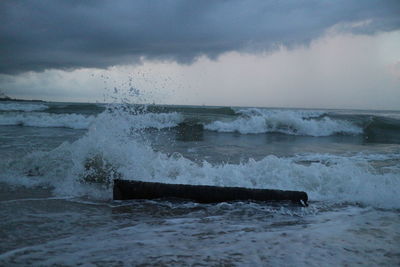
0, 102, 48, 112
205, 108, 362, 136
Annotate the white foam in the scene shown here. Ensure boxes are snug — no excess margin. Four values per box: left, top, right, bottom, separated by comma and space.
0, 112, 95, 129
1, 107, 399, 267
0, 102, 48, 112
205, 108, 362, 136
1, 205, 397, 266
2, 109, 397, 209
0, 110, 182, 130
133, 153, 400, 209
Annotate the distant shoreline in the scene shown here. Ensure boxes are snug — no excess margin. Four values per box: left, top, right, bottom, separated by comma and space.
0, 97, 45, 103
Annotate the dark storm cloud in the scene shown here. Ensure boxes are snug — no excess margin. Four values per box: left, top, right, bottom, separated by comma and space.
1, 0, 399, 74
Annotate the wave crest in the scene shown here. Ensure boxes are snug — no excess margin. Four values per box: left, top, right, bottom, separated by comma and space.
0, 112, 95, 129
2, 109, 398, 209
205, 108, 362, 136
1, 106, 398, 208
0, 110, 183, 130
0, 102, 48, 112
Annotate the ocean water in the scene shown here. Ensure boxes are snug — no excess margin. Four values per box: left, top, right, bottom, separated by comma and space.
0, 101, 399, 266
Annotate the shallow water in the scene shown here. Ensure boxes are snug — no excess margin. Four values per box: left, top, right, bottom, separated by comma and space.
0, 101, 399, 265
1, 192, 399, 266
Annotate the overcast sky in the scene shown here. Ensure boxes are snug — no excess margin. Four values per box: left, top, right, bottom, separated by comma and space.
1, 0, 399, 109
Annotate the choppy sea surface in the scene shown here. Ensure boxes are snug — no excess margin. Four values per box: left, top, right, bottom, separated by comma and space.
0, 101, 399, 266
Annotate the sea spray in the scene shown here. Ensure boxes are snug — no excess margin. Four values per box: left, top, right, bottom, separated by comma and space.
205, 108, 363, 136
0, 109, 182, 130
2, 105, 399, 208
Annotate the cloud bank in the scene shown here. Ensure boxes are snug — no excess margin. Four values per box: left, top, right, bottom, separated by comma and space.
1, 0, 399, 74
2, 31, 399, 110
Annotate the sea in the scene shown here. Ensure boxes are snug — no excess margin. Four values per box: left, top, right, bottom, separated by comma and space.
0, 100, 399, 266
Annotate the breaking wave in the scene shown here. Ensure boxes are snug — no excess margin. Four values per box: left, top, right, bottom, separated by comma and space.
0, 102, 48, 112
0, 110, 183, 130
0, 112, 95, 129
1, 107, 399, 209
205, 108, 363, 136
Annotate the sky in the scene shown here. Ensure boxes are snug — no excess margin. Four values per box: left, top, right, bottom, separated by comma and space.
1, 0, 400, 110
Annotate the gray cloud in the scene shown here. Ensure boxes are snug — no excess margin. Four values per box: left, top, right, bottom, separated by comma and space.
1, 0, 399, 74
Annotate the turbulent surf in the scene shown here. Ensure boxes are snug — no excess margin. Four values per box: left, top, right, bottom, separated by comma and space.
1, 101, 399, 265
